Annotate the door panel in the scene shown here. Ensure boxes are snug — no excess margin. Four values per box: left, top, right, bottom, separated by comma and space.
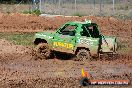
77, 36, 99, 56
52, 34, 75, 53
52, 24, 77, 53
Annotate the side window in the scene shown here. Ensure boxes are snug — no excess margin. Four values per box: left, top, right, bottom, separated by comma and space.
85, 25, 100, 38
60, 25, 77, 36
87, 26, 94, 37
80, 26, 90, 37
92, 26, 100, 38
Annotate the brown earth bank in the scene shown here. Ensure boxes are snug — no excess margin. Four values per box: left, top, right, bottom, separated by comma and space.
0, 13, 132, 87
0, 13, 131, 34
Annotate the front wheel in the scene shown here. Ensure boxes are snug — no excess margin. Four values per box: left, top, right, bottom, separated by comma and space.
75, 49, 91, 61
35, 43, 51, 60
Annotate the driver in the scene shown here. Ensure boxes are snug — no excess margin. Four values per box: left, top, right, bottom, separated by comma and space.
88, 26, 94, 37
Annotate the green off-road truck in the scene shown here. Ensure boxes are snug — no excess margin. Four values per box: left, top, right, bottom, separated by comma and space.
33, 20, 117, 61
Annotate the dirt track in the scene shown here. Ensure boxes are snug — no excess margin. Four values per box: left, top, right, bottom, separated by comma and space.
0, 13, 132, 87
0, 39, 132, 88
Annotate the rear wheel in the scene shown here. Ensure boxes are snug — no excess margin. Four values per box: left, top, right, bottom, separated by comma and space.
35, 43, 51, 60
75, 49, 91, 61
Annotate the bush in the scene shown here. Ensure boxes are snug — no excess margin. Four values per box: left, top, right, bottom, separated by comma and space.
22, 9, 41, 16
32, 9, 41, 16
72, 12, 85, 17
113, 11, 132, 20
22, 10, 32, 14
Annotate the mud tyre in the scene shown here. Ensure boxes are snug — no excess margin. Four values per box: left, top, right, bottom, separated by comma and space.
35, 43, 51, 60
75, 49, 91, 61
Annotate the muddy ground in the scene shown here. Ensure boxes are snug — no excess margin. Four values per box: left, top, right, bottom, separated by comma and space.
0, 13, 132, 88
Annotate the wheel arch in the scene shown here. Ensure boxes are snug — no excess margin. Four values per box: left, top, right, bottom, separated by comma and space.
34, 38, 48, 45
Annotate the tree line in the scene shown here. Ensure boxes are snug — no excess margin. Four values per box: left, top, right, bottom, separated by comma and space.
0, 0, 32, 4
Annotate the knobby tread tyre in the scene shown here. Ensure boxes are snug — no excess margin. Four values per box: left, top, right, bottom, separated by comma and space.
35, 43, 51, 60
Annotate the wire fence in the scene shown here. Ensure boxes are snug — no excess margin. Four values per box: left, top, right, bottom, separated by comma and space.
39, 0, 132, 16
0, 0, 32, 13
0, 0, 132, 18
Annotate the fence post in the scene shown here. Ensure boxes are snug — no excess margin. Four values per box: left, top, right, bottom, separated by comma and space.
39, 0, 42, 12
59, 0, 61, 15
75, 0, 77, 14
93, 0, 95, 15
99, 0, 102, 15
112, 0, 115, 14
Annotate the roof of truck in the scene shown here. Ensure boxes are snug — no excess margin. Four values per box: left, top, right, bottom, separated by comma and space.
66, 21, 88, 24
66, 21, 96, 26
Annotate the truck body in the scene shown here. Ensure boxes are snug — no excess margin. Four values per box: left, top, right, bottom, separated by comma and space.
33, 20, 117, 60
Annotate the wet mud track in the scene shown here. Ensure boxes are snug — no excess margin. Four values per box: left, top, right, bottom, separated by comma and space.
0, 39, 132, 87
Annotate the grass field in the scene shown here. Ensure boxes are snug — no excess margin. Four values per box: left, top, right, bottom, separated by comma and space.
0, 32, 34, 46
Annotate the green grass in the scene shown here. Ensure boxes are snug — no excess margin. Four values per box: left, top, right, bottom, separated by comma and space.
72, 12, 85, 17
0, 32, 35, 46
22, 9, 42, 16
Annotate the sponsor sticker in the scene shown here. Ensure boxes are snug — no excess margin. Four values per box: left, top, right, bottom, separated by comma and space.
36, 34, 53, 39
79, 38, 95, 45
53, 42, 73, 49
